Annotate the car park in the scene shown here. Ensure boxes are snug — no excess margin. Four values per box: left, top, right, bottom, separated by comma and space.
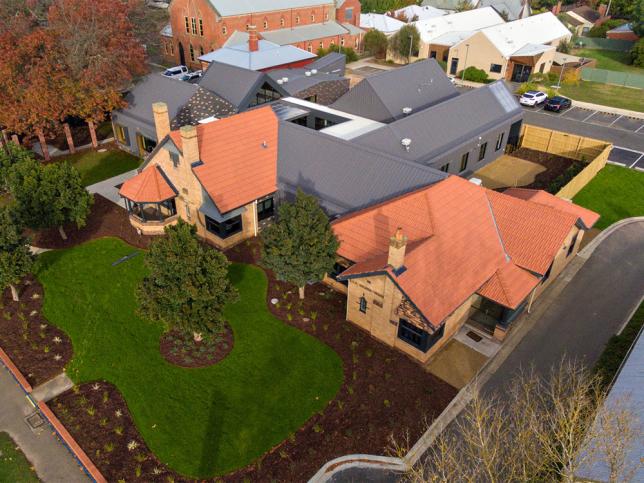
519, 90, 547, 107
544, 96, 572, 112
162, 65, 188, 79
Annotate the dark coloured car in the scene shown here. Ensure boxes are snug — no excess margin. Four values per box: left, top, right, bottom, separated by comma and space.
544, 96, 572, 112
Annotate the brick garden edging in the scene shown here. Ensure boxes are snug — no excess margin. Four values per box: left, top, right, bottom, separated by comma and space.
0, 345, 107, 483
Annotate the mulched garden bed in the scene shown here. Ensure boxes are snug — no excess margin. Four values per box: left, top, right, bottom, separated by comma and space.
511, 147, 582, 191
0, 276, 72, 386
30, 194, 153, 250
160, 325, 234, 368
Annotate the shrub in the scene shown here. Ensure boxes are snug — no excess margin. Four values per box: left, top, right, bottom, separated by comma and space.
631, 38, 644, 67
389, 24, 420, 61
316, 45, 358, 63
516, 82, 539, 95
363, 29, 388, 59
587, 19, 628, 38
562, 69, 580, 86
460, 66, 489, 83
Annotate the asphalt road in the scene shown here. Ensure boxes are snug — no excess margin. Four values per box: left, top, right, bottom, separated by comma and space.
328, 221, 644, 483
522, 109, 644, 153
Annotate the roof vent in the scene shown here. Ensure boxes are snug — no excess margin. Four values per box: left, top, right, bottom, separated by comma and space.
261, 141, 268, 149
305, 71, 312, 76
311, 69, 318, 75
282, 77, 289, 83
402, 107, 412, 115
469, 177, 483, 186
401, 138, 412, 151
277, 79, 284, 85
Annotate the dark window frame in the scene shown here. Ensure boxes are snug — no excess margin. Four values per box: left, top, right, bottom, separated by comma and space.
567, 233, 578, 257
359, 296, 367, 313
257, 197, 275, 221
397, 320, 445, 352
460, 152, 469, 172
490, 63, 502, 73
205, 214, 243, 239
495, 132, 505, 151
478, 142, 487, 162
440, 163, 449, 172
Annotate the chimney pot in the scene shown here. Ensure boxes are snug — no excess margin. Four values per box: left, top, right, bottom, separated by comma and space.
248, 26, 259, 52
152, 102, 171, 141
388, 227, 407, 271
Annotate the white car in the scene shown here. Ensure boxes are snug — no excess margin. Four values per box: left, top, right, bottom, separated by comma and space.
519, 90, 547, 107
162, 65, 188, 79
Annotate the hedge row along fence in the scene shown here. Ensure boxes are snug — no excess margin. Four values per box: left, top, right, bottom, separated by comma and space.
519, 124, 612, 200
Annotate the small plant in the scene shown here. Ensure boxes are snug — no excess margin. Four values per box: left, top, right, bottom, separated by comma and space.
310, 311, 318, 320
127, 440, 139, 451
104, 442, 114, 452
313, 423, 323, 433
352, 371, 357, 381
39, 323, 47, 329
72, 385, 80, 394
134, 453, 147, 462
115, 409, 122, 418
384, 399, 391, 408
114, 426, 124, 436
91, 382, 101, 391
86, 406, 96, 416
99, 417, 108, 427
297, 308, 305, 316
337, 400, 344, 410
350, 341, 358, 351
347, 385, 354, 395
53, 336, 62, 344
102, 391, 109, 404
152, 467, 162, 475
365, 348, 374, 357
135, 465, 142, 477
287, 313, 293, 321
43, 345, 50, 353
288, 432, 296, 443
286, 303, 292, 311
279, 449, 289, 459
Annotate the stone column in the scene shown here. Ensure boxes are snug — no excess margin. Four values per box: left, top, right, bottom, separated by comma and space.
87, 120, 98, 148
63, 123, 76, 154
35, 128, 50, 161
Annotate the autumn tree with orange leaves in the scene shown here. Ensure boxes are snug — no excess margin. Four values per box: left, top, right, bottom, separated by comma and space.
0, 0, 147, 159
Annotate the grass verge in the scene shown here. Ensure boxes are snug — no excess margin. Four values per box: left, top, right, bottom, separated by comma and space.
36, 238, 343, 477
0, 432, 40, 482
573, 165, 644, 230
572, 48, 642, 74
558, 81, 644, 112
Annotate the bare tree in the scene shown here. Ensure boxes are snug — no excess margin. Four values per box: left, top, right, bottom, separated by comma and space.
404, 359, 640, 483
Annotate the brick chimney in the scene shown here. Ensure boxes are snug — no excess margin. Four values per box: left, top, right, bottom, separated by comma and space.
180, 125, 200, 165
152, 102, 171, 141
551, 1, 562, 15
388, 228, 407, 272
597, 4, 608, 18
248, 26, 259, 52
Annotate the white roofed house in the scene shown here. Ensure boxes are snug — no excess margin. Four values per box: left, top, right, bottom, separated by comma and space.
410, 7, 505, 63
445, 12, 571, 81
359, 13, 405, 36
393, 5, 446, 22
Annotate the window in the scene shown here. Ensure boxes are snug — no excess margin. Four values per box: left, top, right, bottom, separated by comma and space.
295, 15, 300, 24
340, 37, 345, 47
495, 132, 504, 151
305, 94, 318, 103
397, 320, 444, 352
191, 17, 197, 35
325, 12, 329, 21
249, 81, 282, 106
199, 45, 205, 56
114, 124, 127, 145
263, 20, 268, 29
539, 63, 545, 74
440, 163, 449, 172
307, 42, 313, 52
345, 7, 353, 20
359, 296, 367, 313
311, 13, 315, 22
222, 25, 227, 35
189, 44, 195, 62
490, 63, 502, 73
169, 43, 174, 55
170, 151, 179, 167
541, 263, 553, 283
442, 51, 448, 62
430, 50, 437, 58
184, 16, 190, 34
205, 214, 243, 239
567, 233, 578, 257
199, 18, 204, 36
257, 197, 274, 221
478, 142, 487, 162
126, 199, 176, 222
460, 152, 469, 172
280, 17, 285, 27
319, 41, 324, 49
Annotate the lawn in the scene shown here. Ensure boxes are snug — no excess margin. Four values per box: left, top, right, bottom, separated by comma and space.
54, 148, 141, 186
36, 238, 343, 477
558, 81, 644, 112
0, 432, 40, 482
573, 48, 642, 74
573, 165, 644, 230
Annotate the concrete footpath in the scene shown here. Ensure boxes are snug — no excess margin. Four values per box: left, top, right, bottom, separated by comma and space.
0, 369, 89, 483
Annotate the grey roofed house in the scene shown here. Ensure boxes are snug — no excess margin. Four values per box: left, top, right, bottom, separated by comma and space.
353, 81, 523, 173
111, 73, 236, 156
476, 0, 530, 20
330, 59, 459, 123
277, 121, 448, 215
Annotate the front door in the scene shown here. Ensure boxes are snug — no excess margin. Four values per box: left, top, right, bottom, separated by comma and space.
450, 57, 459, 75
511, 63, 532, 83
178, 42, 186, 66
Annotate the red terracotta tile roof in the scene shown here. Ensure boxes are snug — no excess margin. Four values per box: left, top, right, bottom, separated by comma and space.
169, 106, 279, 213
119, 165, 177, 203
334, 176, 592, 328
486, 190, 579, 275
503, 188, 600, 229
477, 262, 540, 309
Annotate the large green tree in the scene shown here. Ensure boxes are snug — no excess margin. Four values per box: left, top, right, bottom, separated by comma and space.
389, 24, 421, 63
0, 207, 33, 301
261, 189, 339, 299
0, 142, 33, 191
137, 221, 238, 341
7, 158, 92, 239
363, 29, 389, 59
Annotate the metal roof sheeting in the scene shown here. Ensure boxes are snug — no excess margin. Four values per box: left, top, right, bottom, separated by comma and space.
260, 21, 352, 45
198, 39, 316, 71
207, 0, 333, 17
414, 7, 504, 44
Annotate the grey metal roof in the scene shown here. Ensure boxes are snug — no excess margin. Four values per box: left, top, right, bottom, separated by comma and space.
575, 329, 644, 482
114, 73, 198, 128
261, 22, 350, 45
353, 81, 522, 164
266, 55, 347, 95
277, 121, 448, 215
171, 87, 237, 128
198, 61, 267, 108
308, 52, 347, 75
207, 0, 330, 17
198, 39, 316, 71
331, 59, 459, 123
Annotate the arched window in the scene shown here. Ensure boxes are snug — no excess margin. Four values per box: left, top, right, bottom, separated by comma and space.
311, 13, 315, 22
295, 15, 300, 24
280, 17, 285, 27
189, 44, 195, 62
263, 19, 268, 29
307, 42, 312, 52
222, 25, 227, 35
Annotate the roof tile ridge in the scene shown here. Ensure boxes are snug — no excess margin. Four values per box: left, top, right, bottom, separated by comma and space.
484, 190, 511, 262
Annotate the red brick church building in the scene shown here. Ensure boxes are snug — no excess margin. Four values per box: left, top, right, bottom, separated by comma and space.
162, 0, 363, 68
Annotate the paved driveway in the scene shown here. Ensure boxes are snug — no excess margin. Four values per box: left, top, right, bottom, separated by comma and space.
0, 370, 89, 482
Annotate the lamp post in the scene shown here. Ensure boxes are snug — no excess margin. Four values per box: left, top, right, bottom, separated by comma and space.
556, 56, 567, 88
408, 34, 413, 64
461, 43, 470, 81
